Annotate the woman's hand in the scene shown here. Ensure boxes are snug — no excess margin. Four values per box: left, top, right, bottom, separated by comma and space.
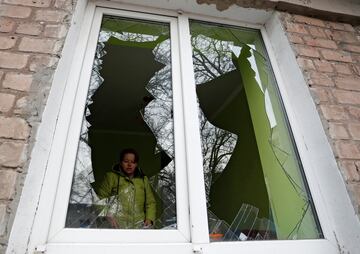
143, 219, 153, 228
106, 216, 119, 229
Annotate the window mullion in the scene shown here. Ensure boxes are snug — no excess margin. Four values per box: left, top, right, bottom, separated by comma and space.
177, 15, 209, 244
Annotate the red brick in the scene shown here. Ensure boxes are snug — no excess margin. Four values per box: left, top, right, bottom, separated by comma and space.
19, 37, 58, 54
16, 23, 43, 36
54, 0, 73, 11
44, 24, 68, 38
348, 106, 360, 120
343, 44, 360, 54
287, 33, 304, 44
340, 161, 360, 182
309, 87, 332, 103
314, 59, 333, 73
297, 57, 315, 70
343, 24, 356, 32
35, 10, 67, 22
303, 36, 337, 49
307, 72, 334, 87
293, 15, 326, 27
0, 93, 15, 113
0, 5, 31, 18
335, 76, 360, 91
348, 184, 360, 211
328, 22, 356, 33
0, 142, 26, 167
0, 116, 30, 139
14, 96, 27, 115
4, 0, 51, 7
349, 123, 360, 140
333, 63, 353, 75
329, 123, 349, 139
295, 45, 320, 58
0, 170, 17, 199
320, 49, 353, 63
328, 22, 347, 31
0, 36, 16, 50
308, 27, 327, 38
353, 65, 360, 76
0, 203, 7, 236
0, 18, 15, 33
334, 141, 360, 159
333, 90, 360, 105
3, 73, 32, 92
29, 55, 58, 72
285, 22, 308, 34
320, 105, 348, 120
0, 52, 29, 69
327, 30, 358, 43
354, 54, 360, 63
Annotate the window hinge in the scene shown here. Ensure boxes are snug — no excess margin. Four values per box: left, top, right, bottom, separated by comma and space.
34, 245, 47, 254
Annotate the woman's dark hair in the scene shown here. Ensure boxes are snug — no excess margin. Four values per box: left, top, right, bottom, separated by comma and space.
120, 148, 139, 163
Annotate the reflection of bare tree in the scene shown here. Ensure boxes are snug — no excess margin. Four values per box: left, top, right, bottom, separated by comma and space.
199, 114, 237, 199
192, 35, 235, 84
191, 34, 238, 203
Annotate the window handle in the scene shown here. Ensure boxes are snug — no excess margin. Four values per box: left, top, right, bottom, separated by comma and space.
193, 245, 203, 254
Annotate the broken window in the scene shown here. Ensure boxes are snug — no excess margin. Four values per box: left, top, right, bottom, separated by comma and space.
63, 13, 322, 240
190, 21, 322, 241
65, 16, 177, 229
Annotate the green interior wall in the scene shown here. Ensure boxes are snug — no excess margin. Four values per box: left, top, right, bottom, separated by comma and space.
205, 72, 270, 223
236, 46, 319, 239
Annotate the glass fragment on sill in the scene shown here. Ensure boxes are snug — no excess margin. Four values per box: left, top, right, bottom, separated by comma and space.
190, 21, 322, 241
208, 204, 276, 241
66, 16, 177, 230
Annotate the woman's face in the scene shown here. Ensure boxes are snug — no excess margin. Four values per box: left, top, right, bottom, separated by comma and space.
121, 153, 138, 177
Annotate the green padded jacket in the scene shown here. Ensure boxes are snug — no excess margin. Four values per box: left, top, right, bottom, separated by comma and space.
97, 165, 156, 229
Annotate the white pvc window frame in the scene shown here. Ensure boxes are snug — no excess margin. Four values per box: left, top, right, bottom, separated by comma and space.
8, 1, 360, 254
45, 4, 337, 251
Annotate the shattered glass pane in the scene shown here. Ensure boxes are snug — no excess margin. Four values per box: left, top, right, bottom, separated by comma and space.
190, 21, 322, 241
66, 16, 177, 229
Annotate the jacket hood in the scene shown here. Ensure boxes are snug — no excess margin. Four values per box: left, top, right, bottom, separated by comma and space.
112, 163, 144, 178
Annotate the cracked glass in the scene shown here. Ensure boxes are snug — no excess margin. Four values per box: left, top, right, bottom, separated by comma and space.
190, 20, 322, 241
65, 16, 177, 229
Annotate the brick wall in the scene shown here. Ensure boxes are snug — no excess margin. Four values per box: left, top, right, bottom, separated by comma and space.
0, 0, 75, 252
0, 0, 359, 252
281, 14, 360, 215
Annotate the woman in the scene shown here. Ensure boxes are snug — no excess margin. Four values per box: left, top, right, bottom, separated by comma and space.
97, 148, 156, 229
